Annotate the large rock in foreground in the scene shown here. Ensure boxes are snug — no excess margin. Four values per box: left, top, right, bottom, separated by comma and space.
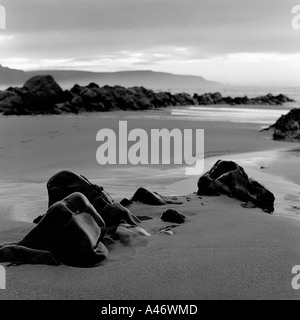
19, 192, 109, 267
197, 160, 275, 213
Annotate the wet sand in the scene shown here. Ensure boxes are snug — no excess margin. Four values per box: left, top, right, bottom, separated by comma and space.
1, 109, 300, 300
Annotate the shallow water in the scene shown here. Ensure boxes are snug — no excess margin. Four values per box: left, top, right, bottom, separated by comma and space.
171, 106, 292, 125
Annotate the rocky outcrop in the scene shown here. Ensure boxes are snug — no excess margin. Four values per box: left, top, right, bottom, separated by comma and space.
0, 76, 198, 115
264, 108, 300, 141
0, 75, 294, 115
193, 92, 294, 106
197, 160, 275, 213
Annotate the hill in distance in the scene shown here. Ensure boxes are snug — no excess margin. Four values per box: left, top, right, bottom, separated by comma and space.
0, 65, 222, 90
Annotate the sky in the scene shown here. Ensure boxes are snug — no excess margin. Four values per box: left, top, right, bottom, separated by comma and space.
0, 0, 299, 86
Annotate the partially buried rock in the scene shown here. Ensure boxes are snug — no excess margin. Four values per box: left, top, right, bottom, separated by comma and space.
131, 187, 182, 206
161, 209, 186, 224
197, 160, 275, 213
18, 192, 109, 267
159, 225, 180, 236
132, 187, 167, 205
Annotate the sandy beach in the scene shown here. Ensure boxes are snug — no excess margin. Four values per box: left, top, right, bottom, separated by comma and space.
1, 106, 300, 300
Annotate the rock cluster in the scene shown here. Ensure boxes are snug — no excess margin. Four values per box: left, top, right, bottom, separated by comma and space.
0, 163, 275, 266
265, 108, 300, 141
193, 92, 294, 106
0, 75, 294, 115
197, 160, 275, 213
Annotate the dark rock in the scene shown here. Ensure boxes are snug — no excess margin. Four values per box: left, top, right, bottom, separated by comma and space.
34, 171, 114, 224
70, 84, 84, 95
132, 187, 167, 205
0, 75, 64, 115
0, 74, 294, 115
23, 75, 64, 112
131, 187, 183, 206
161, 209, 186, 224
62, 89, 76, 101
87, 82, 100, 89
268, 108, 300, 141
47, 170, 114, 208
19, 192, 108, 267
79, 87, 97, 102
194, 92, 293, 106
234, 96, 249, 105
211, 92, 223, 104
71, 95, 83, 106
0, 89, 28, 114
195, 93, 215, 105
51, 102, 73, 114
197, 160, 275, 213
120, 198, 133, 207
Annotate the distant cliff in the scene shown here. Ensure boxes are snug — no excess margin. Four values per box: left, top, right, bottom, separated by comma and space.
0, 65, 220, 89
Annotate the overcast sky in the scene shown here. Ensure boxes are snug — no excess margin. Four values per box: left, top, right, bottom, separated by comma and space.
0, 0, 299, 86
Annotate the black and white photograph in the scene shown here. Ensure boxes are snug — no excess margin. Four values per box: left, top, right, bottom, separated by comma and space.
0, 0, 300, 303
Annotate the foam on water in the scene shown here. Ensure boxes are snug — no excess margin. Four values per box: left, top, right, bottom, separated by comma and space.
171, 106, 291, 125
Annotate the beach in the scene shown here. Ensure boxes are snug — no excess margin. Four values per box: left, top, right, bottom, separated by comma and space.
1, 105, 300, 300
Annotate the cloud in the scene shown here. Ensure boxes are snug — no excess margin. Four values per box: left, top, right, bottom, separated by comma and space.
0, 0, 298, 85
0, 46, 194, 71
